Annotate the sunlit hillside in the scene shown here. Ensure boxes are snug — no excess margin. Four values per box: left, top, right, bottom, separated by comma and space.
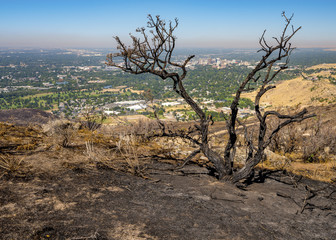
242, 65, 336, 108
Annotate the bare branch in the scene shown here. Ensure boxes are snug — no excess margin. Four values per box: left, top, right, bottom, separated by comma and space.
229, 13, 313, 183
175, 149, 201, 169
107, 13, 311, 182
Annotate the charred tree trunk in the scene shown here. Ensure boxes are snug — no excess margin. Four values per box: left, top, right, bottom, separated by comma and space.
106, 13, 315, 183
106, 15, 226, 178
226, 12, 315, 183
176, 75, 227, 178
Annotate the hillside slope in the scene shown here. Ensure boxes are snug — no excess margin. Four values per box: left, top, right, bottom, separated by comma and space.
0, 108, 57, 126
242, 66, 336, 108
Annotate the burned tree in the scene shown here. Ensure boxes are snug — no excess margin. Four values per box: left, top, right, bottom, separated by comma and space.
106, 15, 226, 178
224, 12, 315, 182
106, 13, 314, 182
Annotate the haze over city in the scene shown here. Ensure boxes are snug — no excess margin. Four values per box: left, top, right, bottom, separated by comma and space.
1, 0, 336, 49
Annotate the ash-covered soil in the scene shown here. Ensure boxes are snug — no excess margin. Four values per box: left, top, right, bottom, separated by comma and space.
0, 108, 57, 126
0, 162, 335, 240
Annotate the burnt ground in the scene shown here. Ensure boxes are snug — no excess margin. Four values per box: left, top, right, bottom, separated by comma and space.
0, 161, 335, 240
0, 109, 57, 126
0, 106, 335, 239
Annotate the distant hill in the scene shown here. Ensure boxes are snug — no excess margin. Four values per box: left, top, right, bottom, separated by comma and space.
242, 65, 336, 108
0, 108, 57, 125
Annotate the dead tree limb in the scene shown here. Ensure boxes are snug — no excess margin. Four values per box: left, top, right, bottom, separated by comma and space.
229, 12, 315, 182
107, 13, 314, 182
175, 148, 201, 169
106, 15, 226, 178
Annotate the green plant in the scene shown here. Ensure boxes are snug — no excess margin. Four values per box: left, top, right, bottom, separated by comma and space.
304, 153, 319, 163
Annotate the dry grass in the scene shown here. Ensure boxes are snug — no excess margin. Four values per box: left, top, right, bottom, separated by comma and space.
104, 115, 150, 126
257, 151, 336, 182
0, 122, 43, 154
116, 134, 144, 176
101, 88, 121, 93
1, 112, 335, 183
0, 154, 27, 177
306, 63, 336, 70
243, 77, 336, 108
43, 119, 114, 149
107, 222, 158, 240
242, 68, 336, 108
290, 160, 336, 182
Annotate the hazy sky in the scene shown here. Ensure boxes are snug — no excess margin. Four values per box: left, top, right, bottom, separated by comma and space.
1, 0, 336, 49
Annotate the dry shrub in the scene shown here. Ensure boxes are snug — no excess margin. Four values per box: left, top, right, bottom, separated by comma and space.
83, 140, 115, 163
156, 137, 180, 159
267, 116, 336, 163
109, 119, 194, 159
123, 118, 158, 140
43, 119, 80, 148
82, 131, 149, 176
257, 114, 336, 181
80, 108, 106, 131
267, 117, 304, 154
302, 120, 336, 163
116, 134, 145, 176
0, 154, 26, 177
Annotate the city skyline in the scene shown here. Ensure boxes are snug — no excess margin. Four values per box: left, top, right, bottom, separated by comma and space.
1, 0, 336, 49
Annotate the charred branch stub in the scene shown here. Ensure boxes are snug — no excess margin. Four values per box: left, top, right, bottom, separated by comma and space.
106, 15, 226, 178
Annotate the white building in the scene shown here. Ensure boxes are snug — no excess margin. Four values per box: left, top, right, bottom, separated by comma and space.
127, 104, 147, 111
104, 110, 120, 115
162, 101, 181, 106
115, 100, 144, 105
